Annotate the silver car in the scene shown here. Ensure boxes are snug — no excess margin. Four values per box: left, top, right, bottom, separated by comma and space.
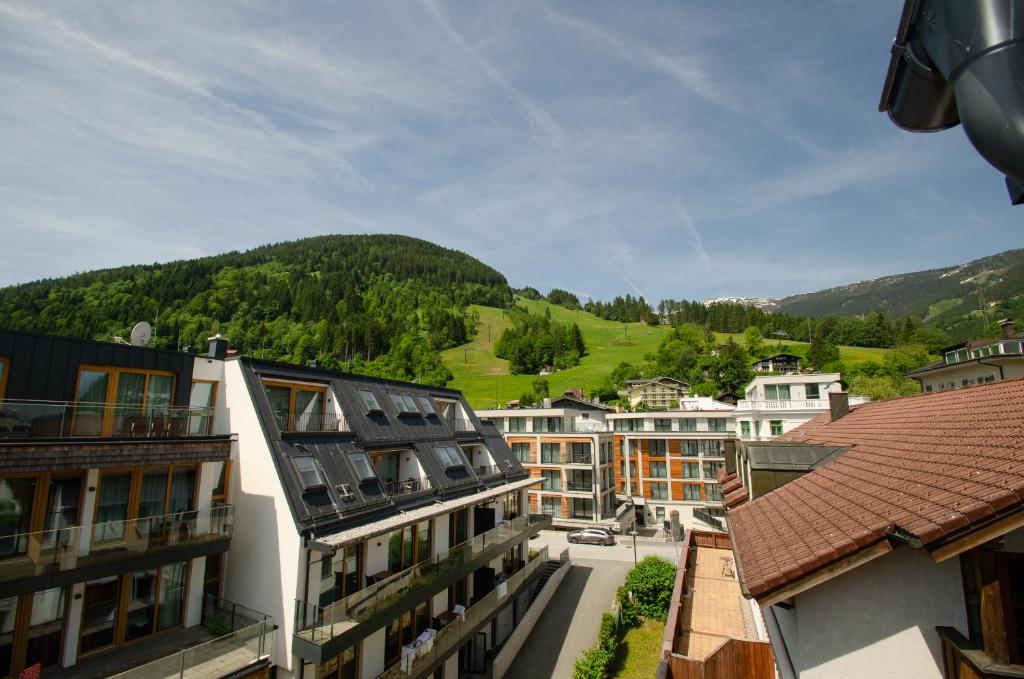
567, 528, 616, 546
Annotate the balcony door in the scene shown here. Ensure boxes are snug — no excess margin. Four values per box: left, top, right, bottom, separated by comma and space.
73, 367, 176, 437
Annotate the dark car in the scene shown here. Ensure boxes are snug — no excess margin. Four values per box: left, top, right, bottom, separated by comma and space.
567, 528, 615, 546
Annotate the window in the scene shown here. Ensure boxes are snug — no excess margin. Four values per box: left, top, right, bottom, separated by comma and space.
770, 420, 784, 436
679, 419, 696, 432
765, 384, 791, 401
512, 442, 532, 463
705, 484, 723, 502
805, 383, 821, 399
541, 443, 560, 464
683, 484, 702, 501
0, 357, 7, 400
389, 393, 419, 415
416, 396, 436, 416
614, 419, 642, 432
533, 417, 563, 433
707, 418, 727, 432
541, 497, 561, 517
293, 457, 325, 489
649, 461, 667, 478
647, 440, 667, 456
263, 381, 326, 432
703, 461, 724, 479
350, 452, 377, 481
541, 470, 560, 490
654, 419, 672, 432
74, 366, 176, 436
570, 442, 591, 463
435, 445, 464, 468
681, 462, 700, 479
655, 506, 666, 523
648, 483, 668, 500
508, 417, 526, 432
740, 421, 751, 438
358, 389, 382, 412
682, 440, 724, 456
188, 381, 216, 435
0, 476, 35, 558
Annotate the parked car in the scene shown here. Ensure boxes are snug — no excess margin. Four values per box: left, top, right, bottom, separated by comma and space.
567, 528, 616, 546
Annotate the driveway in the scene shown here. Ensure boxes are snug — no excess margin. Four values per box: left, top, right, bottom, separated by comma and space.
503, 557, 631, 679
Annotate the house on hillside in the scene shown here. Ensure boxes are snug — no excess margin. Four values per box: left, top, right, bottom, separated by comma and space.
625, 376, 690, 409
908, 318, 1024, 392
732, 374, 868, 442
725, 379, 1024, 679
751, 353, 802, 374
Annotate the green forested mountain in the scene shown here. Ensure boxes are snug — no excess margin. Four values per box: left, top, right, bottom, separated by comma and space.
774, 249, 1024, 340
0, 235, 511, 385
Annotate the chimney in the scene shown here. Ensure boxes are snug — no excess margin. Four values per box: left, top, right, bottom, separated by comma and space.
207, 334, 229, 360
999, 318, 1015, 339
542, 397, 552, 408
829, 392, 850, 422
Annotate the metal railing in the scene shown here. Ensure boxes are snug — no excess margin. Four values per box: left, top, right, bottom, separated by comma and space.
384, 477, 432, 496
0, 400, 216, 440
376, 546, 550, 679
294, 514, 549, 646
108, 595, 273, 679
0, 505, 234, 583
475, 465, 502, 478
274, 410, 350, 433
566, 481, 593, 492
736, 396, 869, 411
568, 454, 593, 465
449, 418, 476, 432
693, 508, 724, 532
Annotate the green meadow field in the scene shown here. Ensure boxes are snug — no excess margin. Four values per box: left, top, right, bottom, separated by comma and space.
441, 299, 893, 408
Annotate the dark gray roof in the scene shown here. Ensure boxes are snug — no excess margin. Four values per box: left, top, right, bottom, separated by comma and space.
742, 442, 848, 472
239, 358, 529, 539
549, 395, 615, 411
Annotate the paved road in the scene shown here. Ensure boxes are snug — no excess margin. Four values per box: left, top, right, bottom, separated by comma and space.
504, 531, 681, 679
530, 529, 683, 565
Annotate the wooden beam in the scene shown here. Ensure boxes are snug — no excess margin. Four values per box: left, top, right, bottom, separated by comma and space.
755, 540, 893, 608
930, 508, 1024, 564
974, 550, 1011, 665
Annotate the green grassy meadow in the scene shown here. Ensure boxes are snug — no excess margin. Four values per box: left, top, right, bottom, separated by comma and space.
442, 299, 893, 408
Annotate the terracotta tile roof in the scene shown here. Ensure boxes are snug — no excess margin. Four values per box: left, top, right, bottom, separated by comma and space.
729, 379, 1024, 600
718, 468, 737, 484
724, 486, 749, 509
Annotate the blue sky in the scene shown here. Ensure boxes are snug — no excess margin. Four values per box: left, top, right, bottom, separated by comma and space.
1, 1, 1020, 302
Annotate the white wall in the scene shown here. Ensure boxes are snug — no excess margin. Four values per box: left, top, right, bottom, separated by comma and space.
365, 535, 389, 575
786, 545, 967, 679
917, 361, 1023, 392
361, 628, 386, 679
221, 359, 303, 676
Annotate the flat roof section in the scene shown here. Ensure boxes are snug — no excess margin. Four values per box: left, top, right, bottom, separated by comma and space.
675, 545, 753, 659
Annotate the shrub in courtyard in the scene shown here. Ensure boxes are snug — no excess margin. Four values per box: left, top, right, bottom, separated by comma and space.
623, 556, 677, 620
572, 646, 612, 679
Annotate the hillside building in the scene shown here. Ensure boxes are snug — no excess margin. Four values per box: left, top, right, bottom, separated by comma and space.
624, 377, 689, 409
908, 319, 1024, 392
751, 353, 801, 374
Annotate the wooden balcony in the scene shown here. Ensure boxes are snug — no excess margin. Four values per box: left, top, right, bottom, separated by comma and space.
938, 627, 1024, 679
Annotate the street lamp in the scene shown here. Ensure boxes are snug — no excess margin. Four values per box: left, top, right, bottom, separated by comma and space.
630, 530, 638, 566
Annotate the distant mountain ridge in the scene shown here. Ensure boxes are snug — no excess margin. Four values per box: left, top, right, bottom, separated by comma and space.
773, 248, 1024, 339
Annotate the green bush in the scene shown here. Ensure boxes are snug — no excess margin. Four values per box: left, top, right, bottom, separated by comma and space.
597, 613, 618, 653
622, 556, 677, 621
572, 647, 612, 679
615, 585, 640, 628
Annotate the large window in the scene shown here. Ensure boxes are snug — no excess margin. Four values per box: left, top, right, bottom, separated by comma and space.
614, 419, 642, 432
533, 417, 563, 433
647, 440, 667, 457
387, 521, 432, 573
351, 453, 378, 481
570, 498, 593, 519
511, 442, 532, 463
653, 419, 672, 432
703, 461, 724, 479
648, 483, 668, 500
649, 462, 667, 478
679, 419, 696, 432
680, 462, 700, 479
388, 393, 419, 415
74, 367, 176, 436
770, 420, 784, 436
740, 421, 751, 438
94, 467, 196, 542
508, 418, 526, 433
541, 443, 560, 464
0, 476, 36, 559
805, 383, 821, 399
705, 484, 723, 502
358, 389, 382, 413
683, 484, 702, 501
435, 445, 465, 468
707, 418, 728, 432
293, 457, 326, 490
569, 442, 591, 464
188, 381, 216, 435
765, 384, 791, 401
541, 470, 560, 490
264, 381, 326, 432
682, 440, 724, 457
540, 497, 561, 517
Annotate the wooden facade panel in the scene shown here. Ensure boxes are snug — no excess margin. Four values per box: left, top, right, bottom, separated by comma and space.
669, 460, 683, 479
668, 440, 682, 455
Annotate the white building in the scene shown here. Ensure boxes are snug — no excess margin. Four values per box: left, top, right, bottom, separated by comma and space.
623, 376, 689, 409
908, 319, 1024, 392
733, 373, 868, 441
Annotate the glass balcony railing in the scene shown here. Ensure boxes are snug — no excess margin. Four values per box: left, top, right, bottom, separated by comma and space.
273, 410, 350, 433
108, 595, 273, 679
0, 505, 233, 583
376, 546, 550, 679
384, 476, 432, 496
474, 465, 503, 478
294, 514, 550, 648
449, 418, 476, 432
0, 400, 216, 440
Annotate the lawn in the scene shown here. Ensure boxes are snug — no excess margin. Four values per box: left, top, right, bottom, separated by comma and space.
608, 618, 666, 679
442, 299, 895, 409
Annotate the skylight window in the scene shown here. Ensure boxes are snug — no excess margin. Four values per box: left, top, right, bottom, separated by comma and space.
350, 452, 377, 481
358, 389, 382, 413
417, 396, 436, 416
435, 445, 465, 468
292, 456, 325, 490
389, 393, 419, 414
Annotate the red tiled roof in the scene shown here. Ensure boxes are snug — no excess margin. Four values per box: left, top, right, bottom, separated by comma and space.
724, 486, 749, 509
729, 379, 1024, 599
722, 477, 743, 495
718, 468, 737, 484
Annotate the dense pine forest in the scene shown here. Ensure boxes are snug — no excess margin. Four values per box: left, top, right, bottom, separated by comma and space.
494, 307, 586, 374
0, 235, 511, 386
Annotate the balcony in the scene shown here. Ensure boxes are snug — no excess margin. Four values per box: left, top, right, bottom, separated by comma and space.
0, 400, 216, 440
376, 546, 551, 679
475, 464, 503, 478
736, 396, 869, 411
0, 506, 233, 587
91, 596, 274, 679
937, 627, 1024, 678
566, 480, 593, 492
383, 476, 432, 497
568, 454, 592, 465
293, 514, 551, 663
274, 410, 350, 433
449, 418, 476, 432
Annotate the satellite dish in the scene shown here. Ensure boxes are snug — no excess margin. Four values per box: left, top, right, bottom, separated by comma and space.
130, 322, 152, 347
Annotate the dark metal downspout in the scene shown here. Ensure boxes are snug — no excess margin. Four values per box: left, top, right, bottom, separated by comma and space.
977, 358, 1005, 382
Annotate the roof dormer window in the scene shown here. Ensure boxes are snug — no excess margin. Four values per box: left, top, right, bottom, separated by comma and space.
358, 389, 382, 413
349, 452, 377, 481
389, 393, 419, 415
292, 456, 325, 491
417, 396, 436, 417
435, 444, 465, 468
